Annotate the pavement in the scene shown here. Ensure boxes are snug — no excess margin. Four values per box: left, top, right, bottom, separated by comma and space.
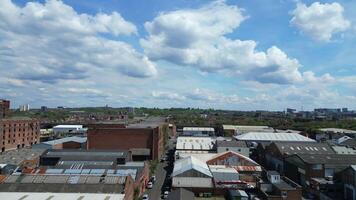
146, 138, 175, 200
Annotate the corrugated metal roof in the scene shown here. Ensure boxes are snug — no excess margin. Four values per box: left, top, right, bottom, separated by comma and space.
172, 156, 212, 177
223, 125, 270, 130
183, 127, 214, 132
176, 137, 215, 150
43, 136, 87, 145
235, 132, 315, 142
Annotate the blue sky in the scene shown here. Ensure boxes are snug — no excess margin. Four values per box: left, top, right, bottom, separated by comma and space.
1, 0, 356, 110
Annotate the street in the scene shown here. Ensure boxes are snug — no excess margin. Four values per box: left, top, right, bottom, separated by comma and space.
146, 138, 175, 200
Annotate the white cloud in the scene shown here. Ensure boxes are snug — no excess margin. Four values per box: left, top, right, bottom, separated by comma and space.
152, 91, 186, 101
141, 1, 304, 84
290, 2, 351, 42
0, 0, 156, 83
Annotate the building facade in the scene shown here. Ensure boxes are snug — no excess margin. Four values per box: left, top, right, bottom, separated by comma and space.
0, 118, 40, 152
0, 100, 10, 119
87, 122, 167, 160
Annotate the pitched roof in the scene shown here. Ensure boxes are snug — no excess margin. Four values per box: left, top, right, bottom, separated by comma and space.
172, 156, 212, 177
217, 140, 247, 148
290, 154, 356, 165
207, 151, 258, 165
235, 132, 315, 142
43, 137, 87, 145
270, 142, 335, 156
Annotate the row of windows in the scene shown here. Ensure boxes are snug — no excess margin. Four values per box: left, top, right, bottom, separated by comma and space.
1, 138, 38, 145
2, 132, 38, 139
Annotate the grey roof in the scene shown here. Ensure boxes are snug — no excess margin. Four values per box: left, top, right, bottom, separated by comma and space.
0, 148, 46, 165
167, 188, 194, 200
291, 154, 356, 165
172, 156, 212, 177
43, 136, 87, 145
340, 139, 356, 148
270, 142, 335, 156
273, 181, 295, 190
127, 116, 166, 128
217, 140, 247, 148
41, 149, 128, 164
267, 171, 279, 175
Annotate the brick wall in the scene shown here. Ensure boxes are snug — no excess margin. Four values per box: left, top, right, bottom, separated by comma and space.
0, 119, 40, 152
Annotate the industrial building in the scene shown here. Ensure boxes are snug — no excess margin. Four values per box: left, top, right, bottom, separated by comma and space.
182, 127, 215, 137
216, 140, 249, 157
87, 117, 168, 160
32, 136, 87, 150
0, 117, 40, 152
223, 125, 273, 135
53, 125, 87, 135
0, 149, 149, 200
263, 142, 335, 174
235, 132, 315, 143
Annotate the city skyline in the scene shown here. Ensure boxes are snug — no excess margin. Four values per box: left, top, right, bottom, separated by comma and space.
1, 0, 356, 110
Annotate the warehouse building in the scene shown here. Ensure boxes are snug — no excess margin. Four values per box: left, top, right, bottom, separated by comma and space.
53, 125, 87, 135
87, 117, 168, 160
235, 132, 315, 143
32, 136, 87, 150
182, 127, 215, 137
0, 117, 40, 152
223, 125, 273, 136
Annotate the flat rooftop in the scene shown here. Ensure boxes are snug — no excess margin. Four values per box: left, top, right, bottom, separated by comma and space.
127, 116, 166, 128
0, 148, 45, 165
42, 149, 127, 159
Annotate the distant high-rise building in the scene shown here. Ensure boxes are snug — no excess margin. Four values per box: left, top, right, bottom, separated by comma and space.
41, 106, 48, 112
19, 104, 30, 112
0, 99, 10, 118
342, 108, 348, 113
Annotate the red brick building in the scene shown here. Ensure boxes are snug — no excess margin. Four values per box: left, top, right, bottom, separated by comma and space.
87, 118, 168, 160
0, 118, 40, 152
0, 100, 10, 119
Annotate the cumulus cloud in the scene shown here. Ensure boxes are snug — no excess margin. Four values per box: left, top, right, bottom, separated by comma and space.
0, 0, 157, 83
152, 91, 186, 101
141, 1, 305, 84
290, 2, 351, 42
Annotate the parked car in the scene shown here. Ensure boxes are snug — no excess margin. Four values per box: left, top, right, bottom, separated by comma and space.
146, 181, 153, 189
162, 191, 169, 199
150, 175, 156, 183
142, 194, 149, 200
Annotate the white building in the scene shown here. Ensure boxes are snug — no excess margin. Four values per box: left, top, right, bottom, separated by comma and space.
53, 125, 86, 134
172, 156, 213, 189
235, 132, 315, 143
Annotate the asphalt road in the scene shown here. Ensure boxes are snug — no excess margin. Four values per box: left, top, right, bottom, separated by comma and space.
147, 138, 175, 200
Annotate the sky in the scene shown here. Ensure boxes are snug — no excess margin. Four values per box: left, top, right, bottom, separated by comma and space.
1, 0, 356, 111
